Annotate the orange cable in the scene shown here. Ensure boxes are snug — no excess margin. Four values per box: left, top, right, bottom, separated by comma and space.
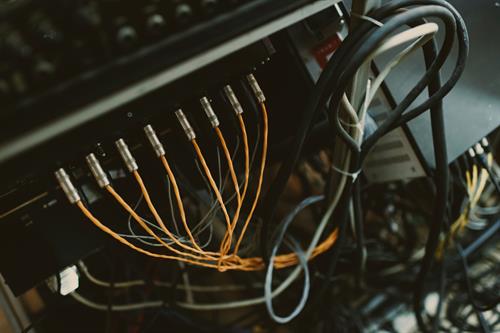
214, 127, 241, 258
237, 114, 251, 202
77, 201, 228, 269
233, 102, 268, 255
75, 103, 341, 271
191, 139, 233, 233
131, 172, 222, 260
160, 154, 206, 254
78, 195, 339, 271
219, 114, 251, 255
106, 185, 220, 261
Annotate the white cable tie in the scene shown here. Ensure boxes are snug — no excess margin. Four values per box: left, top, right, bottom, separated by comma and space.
331, 164, 361, 182
351, 13, 383, 27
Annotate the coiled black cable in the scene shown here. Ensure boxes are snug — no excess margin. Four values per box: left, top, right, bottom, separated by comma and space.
257, 0, 469, 331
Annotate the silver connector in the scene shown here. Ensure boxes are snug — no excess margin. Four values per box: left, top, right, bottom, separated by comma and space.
474, 143, 485, 155
175, 109, 196, 140
223, 85, 243, 115
200, 97, 220, 128
246, 73, 266, 103
468, 148, 476, 158
115, 138, 138, 172
481, 138, 489, 147
85, 153, 110, 188
144, 125, 166, 157
55, 168, 81, 204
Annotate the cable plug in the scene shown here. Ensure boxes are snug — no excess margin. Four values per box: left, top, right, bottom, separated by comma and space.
55, 168, 81, 204
144, 124, 166, 157
175, 109, 196, 140
247, 73, 266, 103
474, 143, 485, 156
200, 97, 220, 128
481, 137, 491, 154
115, 138, 138, 172
468, 147, 476, 158
85, 153, 110, 188
223, 85, 243, 115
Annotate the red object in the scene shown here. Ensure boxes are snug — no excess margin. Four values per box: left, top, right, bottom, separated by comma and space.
312, 34, 342, 69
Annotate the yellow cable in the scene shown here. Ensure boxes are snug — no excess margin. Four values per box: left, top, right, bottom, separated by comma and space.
437, 159, 491, 259
470, 168, 488, 213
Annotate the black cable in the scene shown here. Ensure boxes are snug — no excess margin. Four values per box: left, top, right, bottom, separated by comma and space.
329, 7, 456, 154
21, 275, 62, 333
462, 219, 500, 258
320, 8, 456, 331
432, 260, 447, 333
254, 2, 468, 330
412, 33, 449, 333
456, 243, 492, 333
352, 177, 365, 287
451, 160, 468, 194
457, 243, 500, 313
258, 0, 367, 256
260, 0, 468, 259
314, 174, 356, 305
324, 3, 465, 332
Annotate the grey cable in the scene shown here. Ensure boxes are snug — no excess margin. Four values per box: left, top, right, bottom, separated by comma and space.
264, 195, 324, 323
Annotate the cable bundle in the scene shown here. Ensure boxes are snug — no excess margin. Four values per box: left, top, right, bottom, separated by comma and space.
257, 0, 469, 328
52, 0, 476, 328
56, 74, 338, 273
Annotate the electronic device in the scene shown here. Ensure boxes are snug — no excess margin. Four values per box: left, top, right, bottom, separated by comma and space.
0, 0, 344, 297
0, 0, 498, 332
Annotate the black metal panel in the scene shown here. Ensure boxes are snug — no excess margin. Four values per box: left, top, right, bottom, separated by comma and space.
379, 0, 500, 167
0, 41, 271, 192
0, 0, 310, 139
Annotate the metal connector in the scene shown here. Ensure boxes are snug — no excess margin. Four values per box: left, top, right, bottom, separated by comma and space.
474, 143, 485, 156
246, 73, 266, 103
55, 168, 81, 204
115, 139, 138, 172
223, 85, 243, 115
200, 97, 220, 128
175, 109, 196, 140
85, 153, 110, 188
481, 138, 489, 147
144, 125, 165, 157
